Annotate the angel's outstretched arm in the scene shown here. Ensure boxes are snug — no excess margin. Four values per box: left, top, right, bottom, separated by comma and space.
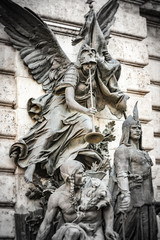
65, 86, 97, 116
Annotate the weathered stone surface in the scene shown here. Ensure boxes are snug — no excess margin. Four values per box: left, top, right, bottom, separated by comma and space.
0, 139, 16, 169
0, 209, 15, 237
0, 175, 16, 203
13, 0, 106, 24
141, 123, 154, 150
0, 44, 15, 72
152, 110, 160, 133
108, 36, 148, 66
0, 73, 16, 105
126, 93, 152, 121
144, 26, 160, 58
151, 85, 160, 107
112, 2, 147, 39
154, 137, 160, 160
145, 59, 160, 83
56, 34, 81, 62
0, 109, 16, 137
17, 108, 34, 139
15, 53, 30, 78
15, 174, 41, 211
119, 64, 150, 92
16, 76, 44, 109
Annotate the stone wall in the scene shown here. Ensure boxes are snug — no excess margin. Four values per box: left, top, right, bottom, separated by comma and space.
0, 0, 159, 238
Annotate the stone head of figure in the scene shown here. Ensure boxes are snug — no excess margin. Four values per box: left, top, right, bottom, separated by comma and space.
79, 177, 111, 211
78, 44, 97, 72
60, 159, 84, 187
120, 102, 142, 148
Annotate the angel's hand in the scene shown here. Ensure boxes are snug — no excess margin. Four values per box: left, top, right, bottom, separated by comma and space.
86, 107, 97, 116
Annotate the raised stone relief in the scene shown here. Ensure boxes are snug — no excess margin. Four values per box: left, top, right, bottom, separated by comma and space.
36, 159, 118, 240
112, 102, 158, 240
0, 0, 128, 184
1, 0, 157, 239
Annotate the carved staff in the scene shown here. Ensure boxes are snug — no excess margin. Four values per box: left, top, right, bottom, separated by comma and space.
89, 67, 95, 132
85, 67, 104, 144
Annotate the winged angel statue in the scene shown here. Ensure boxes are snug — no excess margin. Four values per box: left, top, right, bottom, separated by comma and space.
0, 0, 128, 183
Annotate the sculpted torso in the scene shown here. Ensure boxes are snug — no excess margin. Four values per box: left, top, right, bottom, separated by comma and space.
129, 148, 151, 176
55, 185, 103, 224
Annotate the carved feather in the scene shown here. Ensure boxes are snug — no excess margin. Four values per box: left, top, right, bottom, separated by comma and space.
96, 0, 119, 39
0, 0, 71, 92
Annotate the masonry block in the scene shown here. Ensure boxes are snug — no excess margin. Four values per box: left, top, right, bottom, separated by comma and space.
17, 108, 34, 139
151, 85, 160, 107
145, 59, 160, 83
152, 110, 160, 133
108, 36, 148, 66
145, 26, 160, 58
112, 1, 147, 39
0, 44, 15, 72
0, 175, 16, 203
0, 209, 15, 238
0, 109, 16, 137
126, 93, 152, 121
119, 64, 150, 92
141, 123, 154, 150
0, 139, 16, 169
0, 73, 16, 106
16, 76, 44, 109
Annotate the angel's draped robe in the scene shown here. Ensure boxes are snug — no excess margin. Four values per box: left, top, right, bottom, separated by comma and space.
10, 58, 128, 176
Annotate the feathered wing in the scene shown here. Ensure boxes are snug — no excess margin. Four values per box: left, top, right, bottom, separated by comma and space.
96, 0, 119, 40
0, 0, 71, 92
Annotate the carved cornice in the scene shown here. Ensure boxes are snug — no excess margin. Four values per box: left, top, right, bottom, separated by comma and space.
144, 147, 154, 152
152, 105, 160, 111
0, 101, 16, 109
43, 18, 81, 37
120, 60, 147, 68
154, 132, 160, 138
111, 31, 145, 41
140, 1, 160, 27
127, 88, 150, 95
156, 159, 160, 165
0, 168, 15, 174
0, 134, 15, 140
120, 0, 146, 6
149, 55, 160, 61
139, 118, 152, 124
150, 80, 160, 86
0, 202, 15, 208
0, 69, 15, 76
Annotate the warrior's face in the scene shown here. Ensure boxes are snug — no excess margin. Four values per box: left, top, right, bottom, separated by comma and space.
130, 124, 142, 140
80, 48, 97, 73
74, 167, 84, 187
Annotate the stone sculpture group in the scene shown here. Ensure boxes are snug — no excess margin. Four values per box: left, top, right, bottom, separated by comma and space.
0, 0, 157, 239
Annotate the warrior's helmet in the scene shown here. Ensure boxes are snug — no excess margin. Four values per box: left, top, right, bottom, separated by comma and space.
120, 102, 143, 149
78, 44, 97, 66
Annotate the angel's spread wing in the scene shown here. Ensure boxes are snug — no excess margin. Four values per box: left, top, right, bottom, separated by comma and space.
96, 0, 119, 39
0, 0, 71, 92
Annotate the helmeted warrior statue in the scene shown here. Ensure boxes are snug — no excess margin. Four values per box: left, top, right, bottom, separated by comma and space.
113, 102, 158, 240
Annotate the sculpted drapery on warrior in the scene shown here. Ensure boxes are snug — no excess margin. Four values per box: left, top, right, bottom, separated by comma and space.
0, 0, 128, 182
